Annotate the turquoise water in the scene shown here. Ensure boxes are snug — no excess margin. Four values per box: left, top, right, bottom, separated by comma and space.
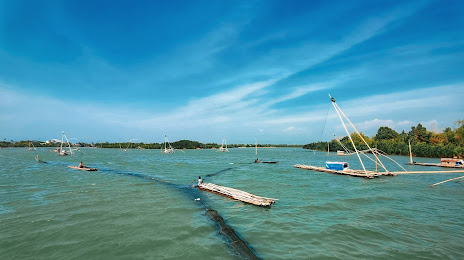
1, 148, 463, 259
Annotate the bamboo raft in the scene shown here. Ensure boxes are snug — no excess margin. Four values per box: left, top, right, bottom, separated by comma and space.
68, 166, 98, 171
294, 164, 396, 178
407, 162, 464, 168
430, 175, 464, 187
198, 182, 277, 206
393, 169, 464, 174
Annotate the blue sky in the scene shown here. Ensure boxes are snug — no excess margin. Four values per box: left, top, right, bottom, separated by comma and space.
0, 0, 463, 144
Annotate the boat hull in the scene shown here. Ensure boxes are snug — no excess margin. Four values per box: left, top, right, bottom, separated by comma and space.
68, 166, 98, 171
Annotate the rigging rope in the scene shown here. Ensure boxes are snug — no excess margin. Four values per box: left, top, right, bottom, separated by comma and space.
318, 102, 331, 143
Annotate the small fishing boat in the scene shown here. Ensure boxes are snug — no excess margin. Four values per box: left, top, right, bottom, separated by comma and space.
58, 131, 74, 156
253, 139, 278, 163
217, 137, 229, 152
28, 142, 37, 151
326, 161, 349, 171
68, 165, 98, 171
35, 155, 47, 163
161, 135, 175, 153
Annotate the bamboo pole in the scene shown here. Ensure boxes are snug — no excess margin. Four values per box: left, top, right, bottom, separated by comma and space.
392, 170, 464, 174
430, 176, 464, 187
333, 102, 389, 173
409, 140, 413, 164
199, 183, 277, 206
329, 95, 367, 174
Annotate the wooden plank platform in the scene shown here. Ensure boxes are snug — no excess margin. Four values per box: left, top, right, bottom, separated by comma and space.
198, 182, 277, 206
407, 162, 464, 168
294, 164, 395, 178
392, 169, 464, 174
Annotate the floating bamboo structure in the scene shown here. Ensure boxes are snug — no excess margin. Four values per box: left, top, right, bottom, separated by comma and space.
430, 176, 464, 187
294, 164, 396, 178
392, 169, 464, 174
407, 162, 464, 168
295, 164, 464, 178
293, 164, 396, 179
198, 182, 277, 206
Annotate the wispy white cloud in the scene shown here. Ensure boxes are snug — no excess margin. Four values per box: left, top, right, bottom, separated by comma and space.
260, 83, 464, 136
263, 82, 334, 108
283, 126, 295, 132
240, 1, 429, 85
353, 119, 415, 133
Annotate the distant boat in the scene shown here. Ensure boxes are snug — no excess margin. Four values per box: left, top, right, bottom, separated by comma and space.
254, 139, 278, 164
161, 135, 175, 154
58, 131, 74, 156
217, 137, 229, 152
407, 140, 464, 168
337, 150, 350, 156
35, 155, 47, 163
121, 139, 136, 151
28, 142, 37, 151
333, 135, 354, 156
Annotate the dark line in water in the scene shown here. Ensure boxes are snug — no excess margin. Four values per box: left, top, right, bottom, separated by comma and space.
204, 163, 253, 179
41, 161, 260, 260
204, 167, 235, 178
206, 208, 259, 260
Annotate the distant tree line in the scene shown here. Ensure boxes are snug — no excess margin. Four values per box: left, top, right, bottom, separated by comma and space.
303, 120, 464, 158
0, 139, 302, 149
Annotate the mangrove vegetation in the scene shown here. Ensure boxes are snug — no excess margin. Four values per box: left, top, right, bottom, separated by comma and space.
303, 120, 464, 158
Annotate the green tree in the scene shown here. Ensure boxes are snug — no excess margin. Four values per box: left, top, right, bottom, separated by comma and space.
374, 126, 399, 140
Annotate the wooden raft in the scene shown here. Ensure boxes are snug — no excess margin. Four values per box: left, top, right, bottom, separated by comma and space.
294, 164, 396, 178
392, 169, 464, 174
198, 182, 277, 206
408, 162, 464, 168
68, 166, 98, 171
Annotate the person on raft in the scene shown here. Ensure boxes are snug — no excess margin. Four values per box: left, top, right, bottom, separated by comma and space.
78, 161, 84, 168
198, 176, 203, 185
254, 158, 260, 163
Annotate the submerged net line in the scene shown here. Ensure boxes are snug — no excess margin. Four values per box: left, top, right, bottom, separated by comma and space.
35, 159, 260, 260
204, 162, 253, 179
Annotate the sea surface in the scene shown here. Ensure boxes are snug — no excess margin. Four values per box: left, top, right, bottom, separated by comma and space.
1, 147, 463, 259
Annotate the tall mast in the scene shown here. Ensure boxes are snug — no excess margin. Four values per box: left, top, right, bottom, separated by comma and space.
333, 101, 389, 172
62, 132, 73, 155
409, 139, 413, 164
329, 95, 367, 174
61, 131, 64, 151
255, 138, 258, 156
164, 135, 167, 151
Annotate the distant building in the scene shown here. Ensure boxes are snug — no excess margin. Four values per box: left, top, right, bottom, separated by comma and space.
46, 139, 61, 144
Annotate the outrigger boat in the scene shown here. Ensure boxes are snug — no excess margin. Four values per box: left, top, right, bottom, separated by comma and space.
57, 131, 74, 156
217, 137, 229, 152
253, 139, 278, 164
120, 139, 136, 151
161, 135, 175, 154
28, 142, 37, 151
68, 165, 98, 171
